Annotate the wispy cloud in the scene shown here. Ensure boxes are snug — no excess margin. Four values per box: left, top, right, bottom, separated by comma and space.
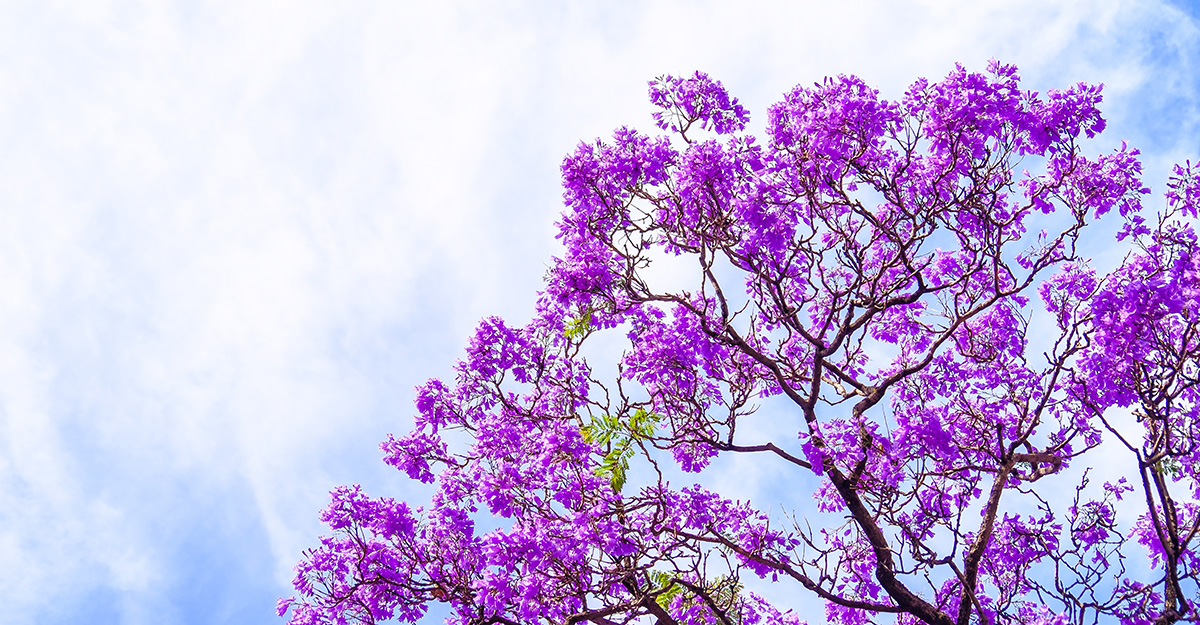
0, 1, 1195, 623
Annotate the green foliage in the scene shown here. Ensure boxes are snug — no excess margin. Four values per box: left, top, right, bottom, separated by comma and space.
580, 408, 658, 492
649, 570, 683, 609
1158, 456, 1183, 478
647, 570, 745, 622
563, 308, 593, 340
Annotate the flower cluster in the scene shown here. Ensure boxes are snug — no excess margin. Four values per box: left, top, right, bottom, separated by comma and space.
283, 63, 1200, 625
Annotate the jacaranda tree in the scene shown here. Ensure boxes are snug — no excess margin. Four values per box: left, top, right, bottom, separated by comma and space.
279, 62, 1200, 625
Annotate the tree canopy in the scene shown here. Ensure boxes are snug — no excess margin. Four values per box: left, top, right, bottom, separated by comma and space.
279, 62, 1200, 625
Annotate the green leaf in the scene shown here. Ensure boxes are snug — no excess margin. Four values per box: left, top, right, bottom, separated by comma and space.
646, 571, 744, 621
580, 409, 661, 492
563, 309, 593, 340
649, 571, 682, 608
1158, 456, 1183, 478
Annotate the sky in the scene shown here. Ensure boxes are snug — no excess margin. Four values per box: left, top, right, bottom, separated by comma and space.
0, 1, 1198, 624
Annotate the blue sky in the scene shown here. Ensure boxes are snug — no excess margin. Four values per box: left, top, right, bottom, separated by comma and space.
1, 1, 1198, 624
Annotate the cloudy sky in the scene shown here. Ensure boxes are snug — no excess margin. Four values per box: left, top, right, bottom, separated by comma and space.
1, 1, 1198, 624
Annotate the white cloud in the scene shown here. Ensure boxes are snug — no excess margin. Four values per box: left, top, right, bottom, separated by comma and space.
0, 1, 1196, 623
